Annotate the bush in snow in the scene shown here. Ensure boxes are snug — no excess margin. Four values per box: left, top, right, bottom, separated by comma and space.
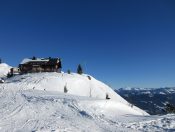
0, 58, 1, 64
77, 64, 83, 75
87, 76, 91, 80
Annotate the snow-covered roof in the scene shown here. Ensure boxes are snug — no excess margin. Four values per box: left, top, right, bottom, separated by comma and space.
20, 58, 49, 64
20, 58, 59, 64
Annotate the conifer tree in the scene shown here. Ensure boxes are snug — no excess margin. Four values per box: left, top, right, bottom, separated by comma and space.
32, 56, 36, 60
64, 85, 68, 93
106, 93, 110, 100
77, 64, 83, 74
67, 69, 71, 74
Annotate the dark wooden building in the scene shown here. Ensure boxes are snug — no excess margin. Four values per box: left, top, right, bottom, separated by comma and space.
19, 57, 62, 73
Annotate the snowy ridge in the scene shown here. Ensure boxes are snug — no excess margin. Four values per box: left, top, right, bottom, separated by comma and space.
118, 87, 175, 92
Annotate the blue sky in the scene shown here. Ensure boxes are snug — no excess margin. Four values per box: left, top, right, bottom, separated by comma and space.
0, 0, 175, 88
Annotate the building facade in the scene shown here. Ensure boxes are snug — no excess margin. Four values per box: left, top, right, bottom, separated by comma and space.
19, 57, 62, 73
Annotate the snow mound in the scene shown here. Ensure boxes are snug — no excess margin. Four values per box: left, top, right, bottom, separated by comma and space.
5, 72, 147, 115
0, 63, 11, 78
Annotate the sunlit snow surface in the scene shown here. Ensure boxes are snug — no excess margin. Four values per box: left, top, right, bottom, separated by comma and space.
0, 71, 174, 131
0, 63, 11, 78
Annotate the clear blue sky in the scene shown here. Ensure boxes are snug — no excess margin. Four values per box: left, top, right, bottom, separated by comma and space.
0, 0, 175, 88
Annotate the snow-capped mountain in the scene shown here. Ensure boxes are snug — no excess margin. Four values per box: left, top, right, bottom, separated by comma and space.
0, 63, 11, 78
116, 87, 175, 115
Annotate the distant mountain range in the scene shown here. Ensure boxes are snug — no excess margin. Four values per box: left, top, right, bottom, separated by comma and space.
115, 87, 175, 115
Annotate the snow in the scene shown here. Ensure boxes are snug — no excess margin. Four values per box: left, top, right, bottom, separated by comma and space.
20, 58, 49, 64
0, 70, 174, 131
0, 63, 11, 78
20, 57, 61, 64
122, 114, 175, 131
3, 72, 147, 115
159, 92, 166, 95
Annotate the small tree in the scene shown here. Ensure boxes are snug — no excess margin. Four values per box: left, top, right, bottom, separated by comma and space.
0, 58, 1, 64
77, 64, 83, 75
67, 69, 71, 74
64, 85, 68, 93
106, 93, 110, 100
32, 56, 36, 60
87, 76, 91, 80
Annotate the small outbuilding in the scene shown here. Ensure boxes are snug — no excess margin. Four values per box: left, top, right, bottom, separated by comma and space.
19, 57, 62, 74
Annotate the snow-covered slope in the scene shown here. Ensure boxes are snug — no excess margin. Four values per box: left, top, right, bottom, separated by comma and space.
0, 72, 150, 131
4, 72, 147, 115
0, 63, 11, 77
1, 89, 174, 132
0, 72, 175, 131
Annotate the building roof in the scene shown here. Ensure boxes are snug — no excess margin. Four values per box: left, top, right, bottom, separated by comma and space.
20, 58, 60, 65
